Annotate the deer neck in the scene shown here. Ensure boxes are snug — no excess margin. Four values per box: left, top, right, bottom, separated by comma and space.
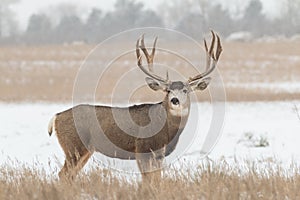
161, 96, 190, 130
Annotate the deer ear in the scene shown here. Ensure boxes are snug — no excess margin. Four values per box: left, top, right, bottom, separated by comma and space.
190, 77, 211, 91
145, 77, 166, 91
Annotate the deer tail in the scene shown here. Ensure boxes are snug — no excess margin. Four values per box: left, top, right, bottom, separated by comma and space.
48, 115, 56, 136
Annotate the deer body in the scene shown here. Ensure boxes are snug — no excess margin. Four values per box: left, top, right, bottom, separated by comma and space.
50, 99, 188, 157
48, 32, 222, 181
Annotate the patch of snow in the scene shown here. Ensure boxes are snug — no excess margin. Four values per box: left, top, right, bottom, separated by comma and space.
226, 32, 253, 42
0, 101, 300, 175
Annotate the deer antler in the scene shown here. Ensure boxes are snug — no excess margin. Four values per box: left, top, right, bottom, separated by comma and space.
136, 35, 169, 83
188, 31, 222, 84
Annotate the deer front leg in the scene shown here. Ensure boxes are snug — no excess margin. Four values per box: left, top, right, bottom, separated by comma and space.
135, 148, 165, 185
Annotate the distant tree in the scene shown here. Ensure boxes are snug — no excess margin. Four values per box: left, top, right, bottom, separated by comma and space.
279, 0, 300, 36
100, 0, 164, 38
244, 0, 263, 19
159, 0, 236, 38
172, 1, 236, 39
111, 0, 144, 30
85, 8, 103, 43
241, 0, 268, 37
86, 8, 102, 29
43, 3, 86, 27
54, 15, 84, 43
0, 0, 20, 38
157, 0, 203, 29
207, 4, 235, 37
135, 10, 164, 27
175, 12, 207, 40
25, 14, 53, 44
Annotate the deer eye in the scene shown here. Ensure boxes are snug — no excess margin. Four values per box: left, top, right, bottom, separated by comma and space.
183, 89, 188, 94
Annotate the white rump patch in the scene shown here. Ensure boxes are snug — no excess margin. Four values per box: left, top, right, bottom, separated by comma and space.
48, 115, 56, 135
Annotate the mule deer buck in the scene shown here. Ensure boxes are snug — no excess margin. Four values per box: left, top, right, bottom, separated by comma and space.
48, 31, 222, 181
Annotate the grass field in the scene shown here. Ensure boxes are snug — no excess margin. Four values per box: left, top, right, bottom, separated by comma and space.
0, 39, 300, 102
1, 160, 300, 199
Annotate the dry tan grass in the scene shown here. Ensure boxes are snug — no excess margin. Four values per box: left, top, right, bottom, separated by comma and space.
1, 160, 300, 199
0, 40, 300, 102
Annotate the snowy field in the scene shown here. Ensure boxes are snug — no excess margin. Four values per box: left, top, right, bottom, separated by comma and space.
1, 101, 300, 176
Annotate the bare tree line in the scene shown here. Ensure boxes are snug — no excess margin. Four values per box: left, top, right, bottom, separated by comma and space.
0, 0, 300, 45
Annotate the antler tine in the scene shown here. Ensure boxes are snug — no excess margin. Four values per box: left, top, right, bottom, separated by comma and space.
204, 38, 210, 72
209, 30, 216, 60
215, 34, 222, 60
136, 38, 141, 67
151, 36, 158, 62
140, 34, 149, 58
140, 34, 158, 72
188, 31, 222, 84
204, 38, 208, 52
136, 35, 168, 83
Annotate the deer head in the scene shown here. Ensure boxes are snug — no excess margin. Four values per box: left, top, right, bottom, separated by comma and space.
136, 31, 222, 116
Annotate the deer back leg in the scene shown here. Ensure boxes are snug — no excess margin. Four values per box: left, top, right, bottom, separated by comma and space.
72, 151, 93, 176
59, 149, 92, 180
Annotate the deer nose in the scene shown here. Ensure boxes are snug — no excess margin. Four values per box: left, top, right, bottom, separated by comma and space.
171, 98, 180, 105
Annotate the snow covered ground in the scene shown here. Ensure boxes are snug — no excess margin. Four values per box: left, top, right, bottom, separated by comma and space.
1, 101, 300, 176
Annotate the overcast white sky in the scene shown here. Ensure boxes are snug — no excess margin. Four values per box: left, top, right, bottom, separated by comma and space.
11, 0, 284, 30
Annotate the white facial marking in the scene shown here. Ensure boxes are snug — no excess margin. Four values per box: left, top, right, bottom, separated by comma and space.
167, 82, 190, 117
169, 89, 188, 106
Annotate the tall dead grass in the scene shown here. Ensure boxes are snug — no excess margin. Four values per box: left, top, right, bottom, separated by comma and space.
1, 160, 300, 199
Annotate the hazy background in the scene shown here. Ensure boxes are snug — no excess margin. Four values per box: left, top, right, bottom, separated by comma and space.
1, 0, 300, 45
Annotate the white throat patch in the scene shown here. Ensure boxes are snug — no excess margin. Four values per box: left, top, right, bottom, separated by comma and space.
169, 107, 189, 117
